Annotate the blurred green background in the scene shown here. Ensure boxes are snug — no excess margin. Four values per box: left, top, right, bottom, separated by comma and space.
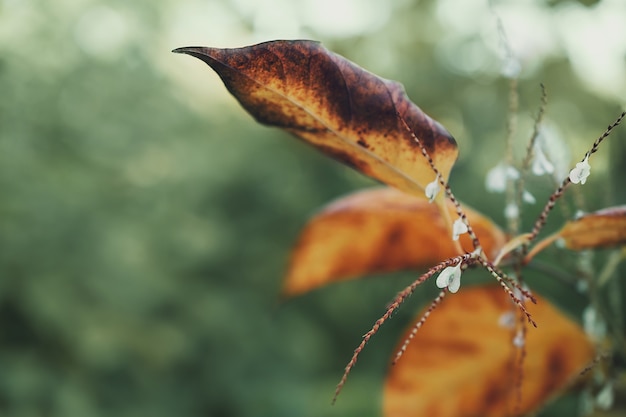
1, 0, 625, 416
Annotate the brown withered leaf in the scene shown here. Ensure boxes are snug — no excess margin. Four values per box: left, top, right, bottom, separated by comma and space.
384, 286, 595, 417
559, 205, 626, 250
282, 187, 506, 297
173, 40, 458, 198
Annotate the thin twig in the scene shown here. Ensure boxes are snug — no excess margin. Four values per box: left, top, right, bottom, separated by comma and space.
527, 111, 626, 243
477, 257, 537, 327
505, 77, 519, 235
520, 84, 548, 173
396, 113, 481, 251
513, 312, 528, 416
392, 290, 446, 364
331, 255, 467, 404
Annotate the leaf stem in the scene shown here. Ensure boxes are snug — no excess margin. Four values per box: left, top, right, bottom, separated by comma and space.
514, 84, 547, 234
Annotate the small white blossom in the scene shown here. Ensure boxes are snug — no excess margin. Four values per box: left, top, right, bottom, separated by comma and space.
569, 155, 591, 184
583, 305, 607, 340
522, 190, 536, 204
504, 202, 519, 220
531, 145, 555, 176
498, 311, 516, 329
436, 260, 462, 293
512, 330, 525, 348
501, 57, 521, 79
536, 124, 570, 182
424, 178, 440, 203
485, 163, 519, 193
452, 218, 468, 241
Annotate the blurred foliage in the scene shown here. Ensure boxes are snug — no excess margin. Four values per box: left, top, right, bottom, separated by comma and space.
0, 0, 624, 416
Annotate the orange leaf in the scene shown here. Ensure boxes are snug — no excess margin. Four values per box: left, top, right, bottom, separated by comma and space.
173, 40, 458, 198
282, 188, 506, 297
384, 286, 595, 417
559, 205, 626, 250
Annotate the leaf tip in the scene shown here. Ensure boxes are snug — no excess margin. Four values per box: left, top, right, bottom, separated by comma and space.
171, 46, 203, 55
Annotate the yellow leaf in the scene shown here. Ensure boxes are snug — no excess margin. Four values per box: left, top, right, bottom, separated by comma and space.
384, 286, 595, 417
173, 40, 458, 198
559, 205, 626, 250
282, 188, 506, 297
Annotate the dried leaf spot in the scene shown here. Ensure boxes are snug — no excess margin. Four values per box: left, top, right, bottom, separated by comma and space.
541, 346, 568, 395
384, 224, 405, 246
482, 376, 509, 411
